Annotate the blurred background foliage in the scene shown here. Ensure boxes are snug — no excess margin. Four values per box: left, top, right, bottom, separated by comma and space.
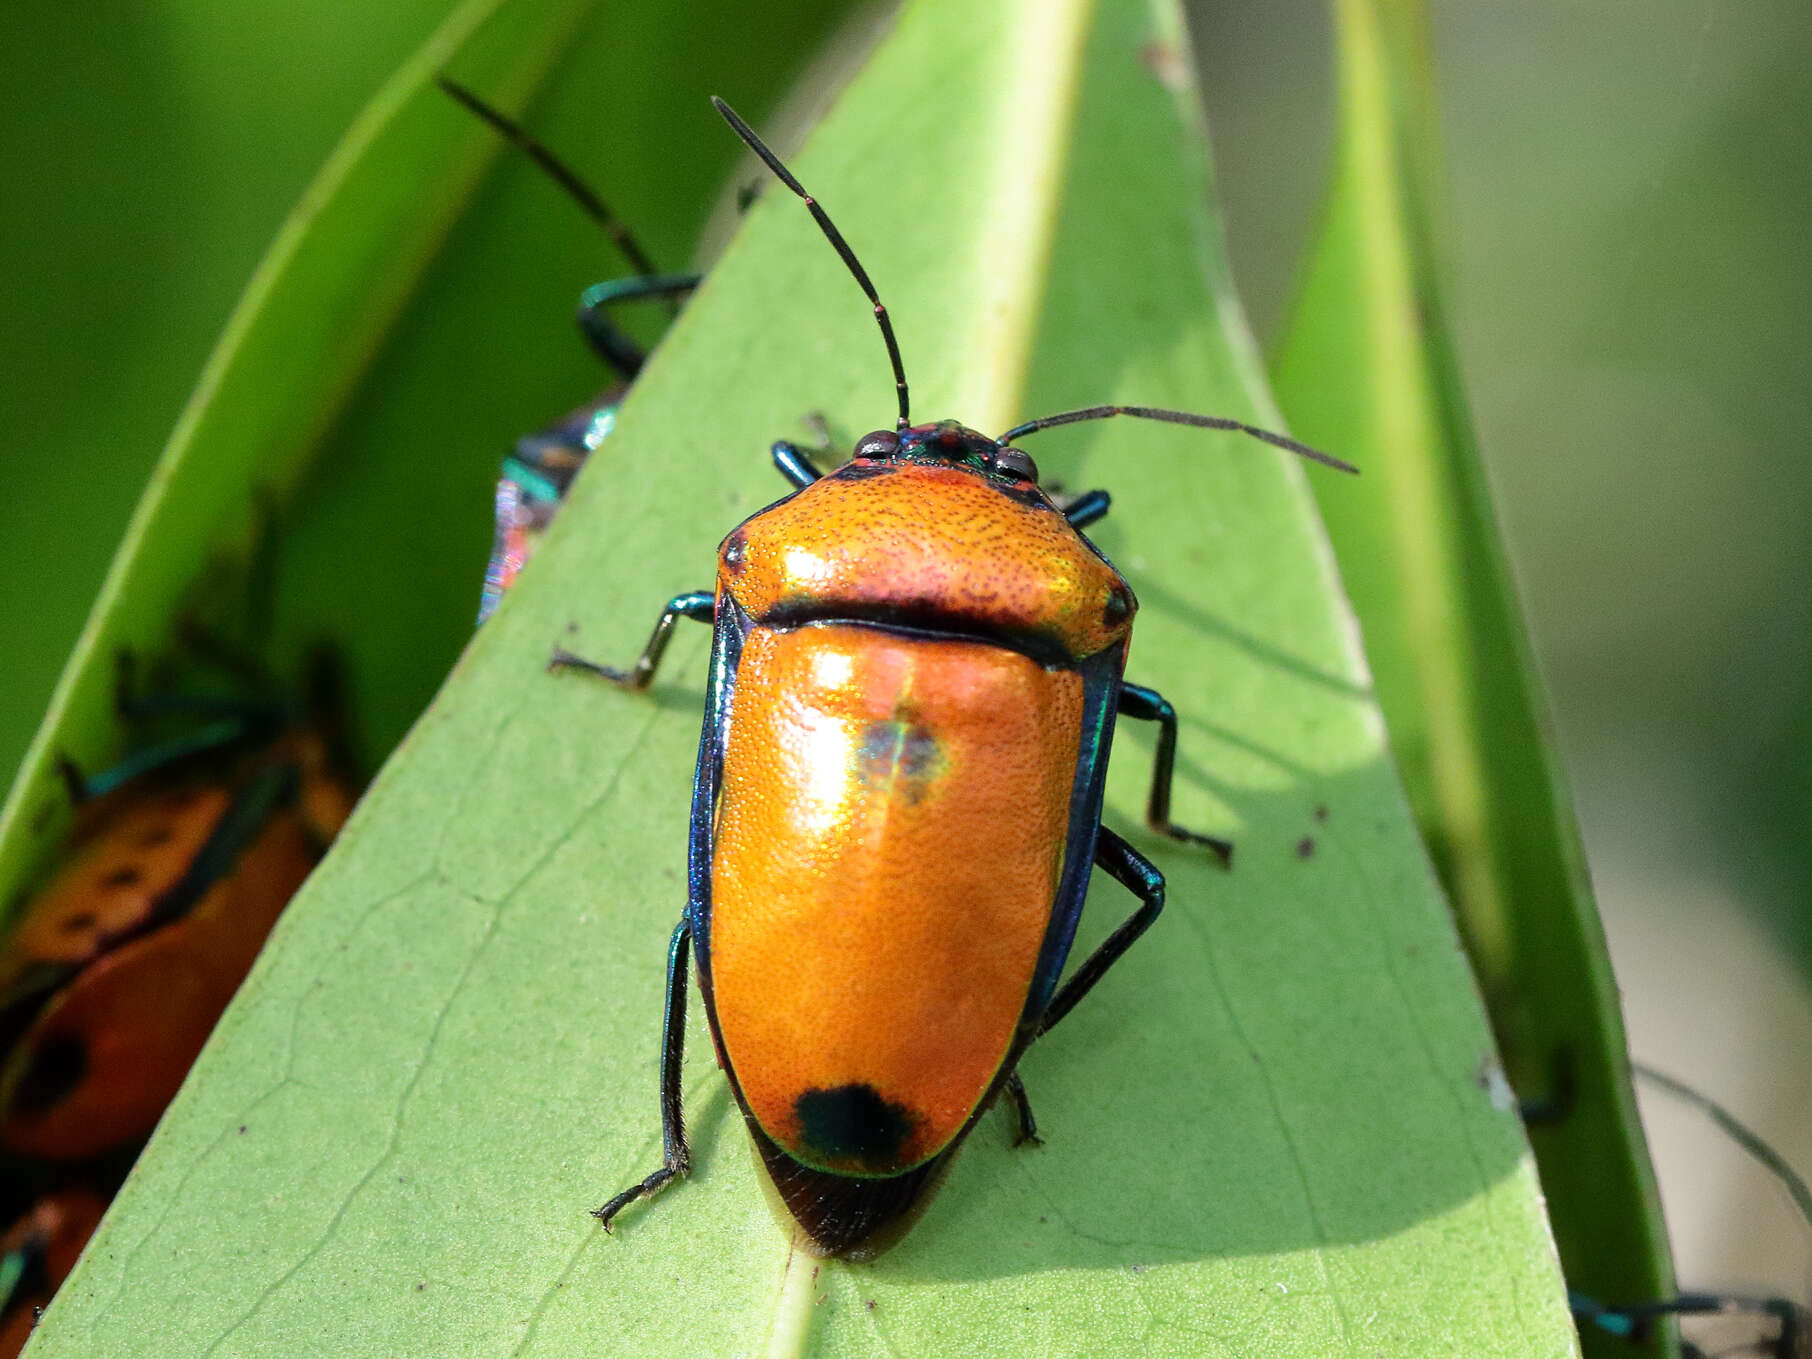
2, 0, 1807, 1309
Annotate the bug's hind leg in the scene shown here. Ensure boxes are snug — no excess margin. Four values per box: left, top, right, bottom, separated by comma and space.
549, 591, 713, 692
595, 918, 695, 1231
1002, 1069, 1043, 1148
1117, 682, 1233, 866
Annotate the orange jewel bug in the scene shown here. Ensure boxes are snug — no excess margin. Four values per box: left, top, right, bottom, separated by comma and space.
0, 652, 353, 1165
551, 99, 1356, 1259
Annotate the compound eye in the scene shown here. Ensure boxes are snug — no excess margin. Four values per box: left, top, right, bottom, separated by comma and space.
991, 447, 1038, 482
854, 430, 901, 460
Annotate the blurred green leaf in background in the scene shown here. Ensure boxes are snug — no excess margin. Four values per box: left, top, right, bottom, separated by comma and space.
1268, 0, 1672, 1347
1196, 0, 1812, 1319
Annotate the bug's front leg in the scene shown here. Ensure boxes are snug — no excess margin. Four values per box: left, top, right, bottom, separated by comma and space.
595, 917, 694, 1231
1118, 682, 1233, 866
771, 413, 839, 489
1059, 489, 1111, 530
549, 591, 714, 691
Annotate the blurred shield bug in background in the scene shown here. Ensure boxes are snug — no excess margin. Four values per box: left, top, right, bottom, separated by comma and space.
547, 97, 1356, 1260
0, 647, 353, 1348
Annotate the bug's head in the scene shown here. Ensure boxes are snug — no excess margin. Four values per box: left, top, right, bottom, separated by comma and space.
712, 96, 1357, 485
849, 422, 1041, 489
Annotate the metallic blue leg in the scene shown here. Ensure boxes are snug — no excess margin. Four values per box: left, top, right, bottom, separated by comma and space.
1061, 489, 1111, 529
548, 591, 714, 691
594, 918, 694, 1230
576, 273, 702, 380
1036, 828, 1165, 1037
1119, 681, 1233, 866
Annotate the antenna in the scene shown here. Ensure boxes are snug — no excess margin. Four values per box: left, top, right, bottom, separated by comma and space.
997, 405, 1357, 475
711, 96, 912, 431
438, 77, 663, 280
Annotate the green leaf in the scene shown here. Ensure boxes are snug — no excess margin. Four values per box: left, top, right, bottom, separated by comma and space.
30, 0, 1574, 1353
0, 0, 594, 917
1269, 0, 1673, 1348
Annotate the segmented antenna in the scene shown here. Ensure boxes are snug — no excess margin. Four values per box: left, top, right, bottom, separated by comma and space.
712, 96, 911, 431
439, 77, 663, 280
997, 405, 1357, 475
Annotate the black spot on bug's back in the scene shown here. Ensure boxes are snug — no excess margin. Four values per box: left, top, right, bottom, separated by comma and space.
102, 866, 141, 889
8, 1031, 88, 1121
793, 1083, 919, 1173
856, 722, 943, 804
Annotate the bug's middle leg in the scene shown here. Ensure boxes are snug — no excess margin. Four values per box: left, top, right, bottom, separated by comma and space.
549, 591, 713, 691
594, 917, 694, 1230
1035, 828, 1165, 1039
1118, 681, 1233, 866
997, 827, 1167, 1145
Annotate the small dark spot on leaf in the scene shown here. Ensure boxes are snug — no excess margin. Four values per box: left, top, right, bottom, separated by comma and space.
415, 1282, 426, 1292
1295, 836, 1315, 860
865, 1299, 877, 1312
238, 1124, 247, 1134
815, 1293, 828, 1307
1313, 804, 1329, 822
